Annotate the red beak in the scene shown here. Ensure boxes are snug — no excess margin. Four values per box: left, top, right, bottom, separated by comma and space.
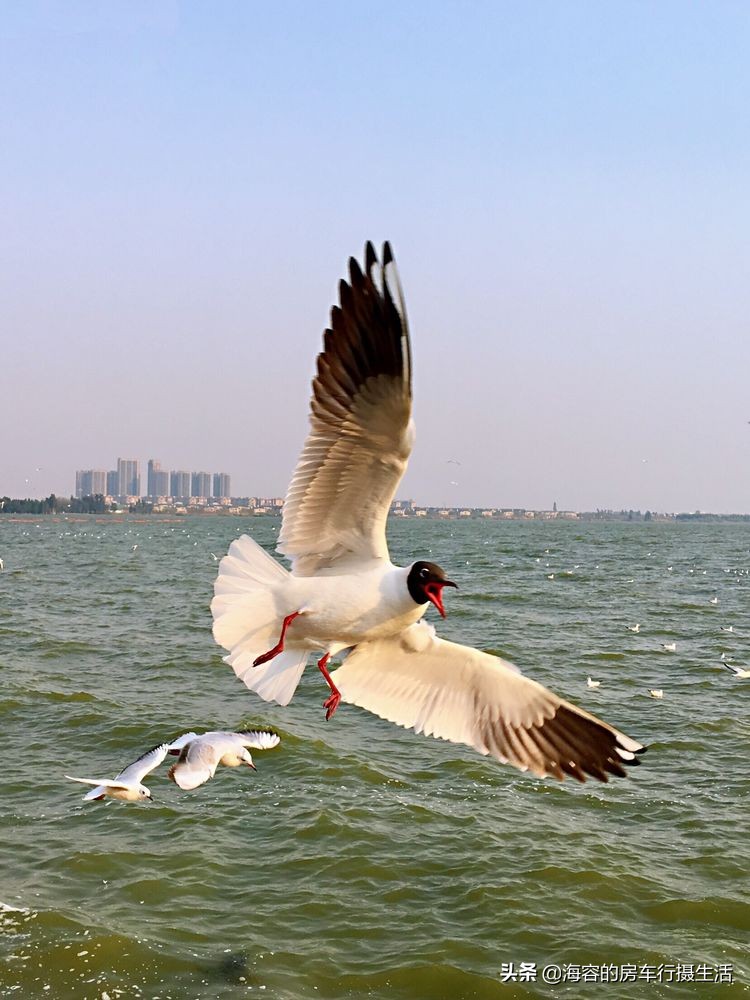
424, 580, 457, 618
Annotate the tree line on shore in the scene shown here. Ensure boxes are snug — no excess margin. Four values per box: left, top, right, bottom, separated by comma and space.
0, 494, 111, 514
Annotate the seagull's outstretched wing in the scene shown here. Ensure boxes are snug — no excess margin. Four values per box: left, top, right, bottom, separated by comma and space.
277, 242, 413, 576
166, 732, 200, 755
333, 624, 646, 782
65, 776, 129, 789
229, 729, 281, 751
115, 744, 169, 784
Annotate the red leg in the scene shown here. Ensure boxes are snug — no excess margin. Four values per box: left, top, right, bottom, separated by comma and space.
317, 653, 341, 720
253, 611, 301, 667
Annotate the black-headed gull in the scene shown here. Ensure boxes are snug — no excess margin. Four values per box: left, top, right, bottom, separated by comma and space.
166, 730, 280, 790
211, 243, 645, 783
66, 744, 168, 802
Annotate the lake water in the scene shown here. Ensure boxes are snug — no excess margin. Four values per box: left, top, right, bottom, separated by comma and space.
1, 515, 748, 999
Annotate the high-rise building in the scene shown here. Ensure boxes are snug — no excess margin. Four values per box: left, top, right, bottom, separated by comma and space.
191, 471, 212, 498
213, 472, 231, 498
106, 470, 118, 496
117, 458, 140, 498
170, 470, 191, 499
75, 469, 107, 498
147, 459, 161, 497
147, 460, 170, 498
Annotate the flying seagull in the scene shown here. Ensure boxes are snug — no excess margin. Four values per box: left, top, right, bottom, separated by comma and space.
66, 744, 168, 802
166, 730, 280, 790
723, 663, 750, 679
211, 243, 646, 783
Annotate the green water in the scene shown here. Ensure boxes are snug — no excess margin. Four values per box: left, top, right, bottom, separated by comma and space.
1, 515, 748, 999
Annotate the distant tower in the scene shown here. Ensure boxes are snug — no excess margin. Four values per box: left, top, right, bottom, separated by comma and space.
147, 459, 161, 498
213, 472, 231, 499
106, 470, 118, 496
191, 471, 212, 498
76, 469, 109, 498
117, 458, 140, 498
170, 470, 191, 500
553, 500, 557, 512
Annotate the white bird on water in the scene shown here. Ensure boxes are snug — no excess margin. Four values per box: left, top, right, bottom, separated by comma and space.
648, 689, 664, 699
165, 729, 280, 790
627, 624, 641, 633
662, 642, 677, 653
586, 677, 601, 689
723, 663, 750, 679
66, 744, 168, 802
210, 243, 646, 783
721, 626, 735, 633
709, 597, 719, 606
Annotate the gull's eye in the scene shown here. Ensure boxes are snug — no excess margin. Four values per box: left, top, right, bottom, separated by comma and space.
420, 567, 429, 578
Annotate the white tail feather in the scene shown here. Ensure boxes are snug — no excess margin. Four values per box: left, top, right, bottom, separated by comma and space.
84, 785, 108, 800
212, 535, 290, 653
212, 534, 309, 705
227, 646, 310, 706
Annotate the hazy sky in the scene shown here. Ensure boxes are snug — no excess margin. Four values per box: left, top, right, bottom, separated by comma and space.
2, 1, 749, 512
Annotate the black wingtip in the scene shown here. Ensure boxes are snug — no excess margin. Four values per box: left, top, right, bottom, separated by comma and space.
364, 241, 377, 272
349, 256, 364, 286
382, 241, 394, 266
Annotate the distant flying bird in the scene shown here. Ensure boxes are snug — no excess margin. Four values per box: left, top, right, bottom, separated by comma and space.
210, 243, 646, 783
166, 730, 280, 790
723, 663, 750, 679
648, 689, 664, 700
662, 643, 677, 652
587, 677, 601, 688
627, 624, 641, 633
66, 744, 168, 802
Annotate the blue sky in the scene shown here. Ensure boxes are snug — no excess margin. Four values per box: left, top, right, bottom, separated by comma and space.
2, 1, 749, 511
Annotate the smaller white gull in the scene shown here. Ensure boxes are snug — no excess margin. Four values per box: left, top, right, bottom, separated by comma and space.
627, 624, 641, 633
721, 626, 735, 633
709, 597, 719, 606
586, 677, 601, 688
648, 689, 664, 699
723, 663, 750, 679
66, 744, 168, 802
662, 642, 677, 653
166, 730, 280, 790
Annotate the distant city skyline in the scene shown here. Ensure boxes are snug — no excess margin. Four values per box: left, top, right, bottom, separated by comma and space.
73, 457, 231, 500
3, 5, 750, 513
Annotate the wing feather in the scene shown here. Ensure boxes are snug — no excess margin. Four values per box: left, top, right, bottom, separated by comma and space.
332, 624, 646, 782
115, 744, 169, 784
277, 242, 413, 575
